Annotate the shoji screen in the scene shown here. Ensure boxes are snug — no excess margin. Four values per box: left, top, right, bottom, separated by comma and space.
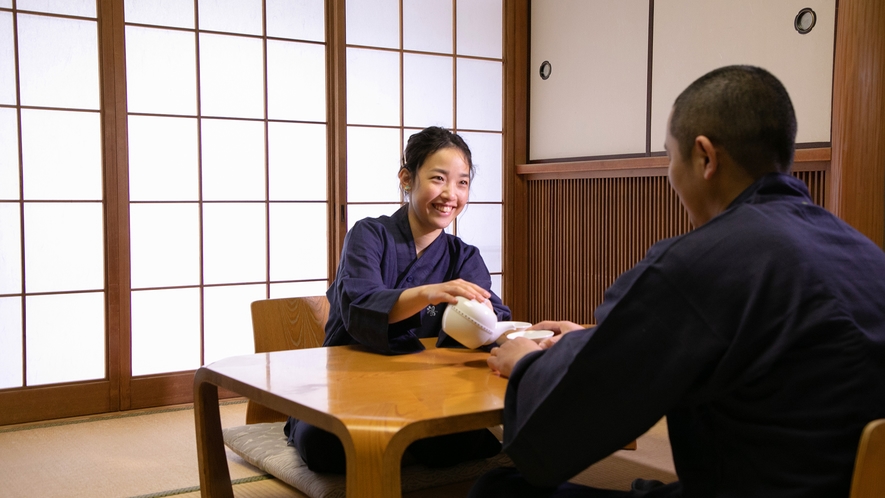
124, 0, 329, 374
343, 0, 506, 297
0, 0, 106, 389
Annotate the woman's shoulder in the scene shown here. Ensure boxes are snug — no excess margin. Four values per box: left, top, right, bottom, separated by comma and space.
351, 205, 409, 233
345, 212, 410, 251
350, 213, 395, 235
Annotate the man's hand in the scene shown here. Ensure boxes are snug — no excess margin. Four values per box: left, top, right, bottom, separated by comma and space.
529, 320, 585, 349
488, 337, 542, 378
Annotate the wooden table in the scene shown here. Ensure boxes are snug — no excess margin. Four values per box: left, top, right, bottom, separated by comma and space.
194, 338, 508, 498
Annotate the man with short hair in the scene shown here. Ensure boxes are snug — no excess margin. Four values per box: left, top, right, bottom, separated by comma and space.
470, 65, 885, 497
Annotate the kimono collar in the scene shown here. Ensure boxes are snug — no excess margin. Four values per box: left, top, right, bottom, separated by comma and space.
727, 172, 813, 210
392, 204, 412, 237
391, 203, 447, 255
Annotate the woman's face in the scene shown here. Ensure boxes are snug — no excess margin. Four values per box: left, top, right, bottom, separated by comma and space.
400, 147, 471, 236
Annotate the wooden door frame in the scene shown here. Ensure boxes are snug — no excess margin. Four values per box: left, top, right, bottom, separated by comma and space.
829, 0, 885, 248
502, 0, 530, 319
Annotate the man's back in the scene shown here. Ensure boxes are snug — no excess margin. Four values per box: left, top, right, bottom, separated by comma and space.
659, 173, 885, 496
495, 174, 885, 497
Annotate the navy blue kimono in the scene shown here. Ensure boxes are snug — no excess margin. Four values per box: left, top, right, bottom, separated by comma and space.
324, 203, 511, 354
286, 204, 510, 472
500, 174, 885, 497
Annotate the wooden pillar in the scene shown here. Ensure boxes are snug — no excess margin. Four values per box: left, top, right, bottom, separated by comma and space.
830, 0, 885, 248
326, 0, 347, 279
503, 0, 530, 318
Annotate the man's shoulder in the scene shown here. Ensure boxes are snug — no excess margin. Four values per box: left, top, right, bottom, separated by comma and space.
688, 195, 833, 246
666, 196, 885, 285
650, 201, 817, 275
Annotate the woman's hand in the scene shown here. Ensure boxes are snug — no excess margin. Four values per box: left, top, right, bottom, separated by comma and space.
488, 337, 541, 378
528, 320, 585, 349
390, 279, 491, 323
420, 279, 491, 305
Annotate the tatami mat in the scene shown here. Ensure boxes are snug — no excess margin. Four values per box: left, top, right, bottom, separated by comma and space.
0, 400, 262, 498
169, 477, 478, 498
0, 400, 675, 498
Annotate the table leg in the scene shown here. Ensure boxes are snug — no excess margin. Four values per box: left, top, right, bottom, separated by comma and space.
344, 428, 405, 498
194, 375, 234, 498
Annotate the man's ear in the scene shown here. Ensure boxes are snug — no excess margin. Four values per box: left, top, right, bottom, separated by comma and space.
694, 136, 719, 180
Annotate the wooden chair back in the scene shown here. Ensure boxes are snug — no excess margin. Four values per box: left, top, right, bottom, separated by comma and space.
850, 418, 885, 498
245, 296, 330, 424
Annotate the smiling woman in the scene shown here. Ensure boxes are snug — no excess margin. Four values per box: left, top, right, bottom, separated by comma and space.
323, 126, 510, 354
397, 128, 474, 253
284, 125, 512, 475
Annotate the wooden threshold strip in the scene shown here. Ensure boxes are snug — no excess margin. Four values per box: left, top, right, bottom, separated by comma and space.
517, 147, 831, 181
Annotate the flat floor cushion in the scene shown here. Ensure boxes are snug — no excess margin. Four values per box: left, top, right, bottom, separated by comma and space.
222, 422, 513, 498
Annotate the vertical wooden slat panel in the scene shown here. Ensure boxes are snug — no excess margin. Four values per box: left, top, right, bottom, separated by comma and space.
525, 171, 823, 324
